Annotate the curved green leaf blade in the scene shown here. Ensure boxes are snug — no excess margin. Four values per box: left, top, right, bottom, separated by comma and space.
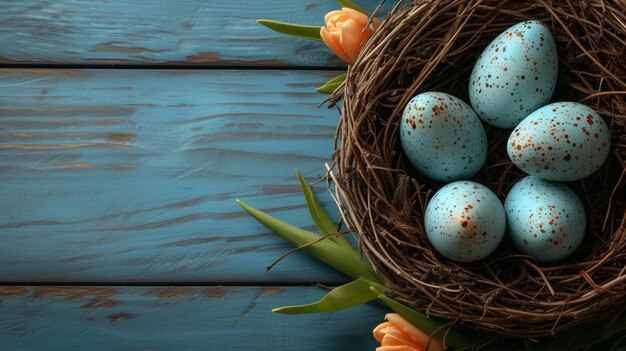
336, 0, 371, 15
322, 73, 347, 87
273, 277, 380, 314
295, 169, 350, 249
292, 171, 380, 283
236, 199, 379, 282
257, 20, 322, 41
325, 73, 348, 86
316, 82, 342, 94
316, 73, 346, 94
371, 287, 476, 349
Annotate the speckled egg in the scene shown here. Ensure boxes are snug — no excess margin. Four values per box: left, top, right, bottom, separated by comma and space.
400, 92, 487, 182
505, 176, 586, 263
507, 102, 611, 181
424, 181, 506, 263
469, 21, 558, 128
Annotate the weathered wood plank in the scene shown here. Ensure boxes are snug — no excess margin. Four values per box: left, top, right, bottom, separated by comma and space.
0, 68, 349, 283
0, 0, 391, 66
0, 285, 386, 350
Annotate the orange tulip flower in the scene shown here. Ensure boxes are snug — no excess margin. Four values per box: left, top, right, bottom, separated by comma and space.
373, 313, 445, 351
320, 8, 381, 64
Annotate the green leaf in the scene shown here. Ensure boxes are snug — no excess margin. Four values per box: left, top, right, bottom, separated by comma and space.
295, 169, 350, 248
236, 199, 379, 282
315, 73, 347, 94
257, 20, 322, 41
316, 82, 342, 94
336, 0, 371, 15
273, 277, 383, 314
370, 287, 476, 350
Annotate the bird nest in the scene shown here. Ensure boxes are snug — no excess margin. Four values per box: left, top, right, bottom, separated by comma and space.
328, 0, 626, 338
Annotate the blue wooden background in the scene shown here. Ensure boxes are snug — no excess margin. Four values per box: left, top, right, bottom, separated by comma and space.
0, 1, 394, 350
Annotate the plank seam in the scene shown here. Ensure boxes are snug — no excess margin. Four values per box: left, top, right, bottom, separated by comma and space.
0, 281, 345, 287
0, 63, 346, 71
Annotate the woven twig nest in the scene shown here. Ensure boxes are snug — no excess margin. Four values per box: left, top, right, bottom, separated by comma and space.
329, 0, 626, 338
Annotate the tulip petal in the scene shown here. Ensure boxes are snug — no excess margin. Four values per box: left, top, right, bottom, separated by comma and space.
321, 8, 383, 64
373, 322, 392, 343
330, 28, 343, 47
377, 346, 421, 351
340, 18, 368, 63
331, 13, 349, 24
386, 314, 445, 351
382, 333, 424, 349
324, 10, 344, 24
342, 7, 369, 26
371, 288, 475, 350
320, 27, 352, 64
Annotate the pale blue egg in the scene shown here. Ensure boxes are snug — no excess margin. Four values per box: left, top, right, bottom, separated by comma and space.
469, 21, 558, 128
507, 102, 611, 181
400, 92, 487, 182
425, 181, 506, 263
505, 176, 586, 263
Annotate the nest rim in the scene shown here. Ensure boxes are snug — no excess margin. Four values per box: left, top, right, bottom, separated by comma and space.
330, 0, 626, 338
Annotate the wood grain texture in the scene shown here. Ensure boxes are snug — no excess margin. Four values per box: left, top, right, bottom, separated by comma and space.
0, 0, 391, 66
0, 68, 348, 283
0, 285, 387, 350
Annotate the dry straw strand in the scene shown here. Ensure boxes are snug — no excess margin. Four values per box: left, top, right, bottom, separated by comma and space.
329, 0, 626, 338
